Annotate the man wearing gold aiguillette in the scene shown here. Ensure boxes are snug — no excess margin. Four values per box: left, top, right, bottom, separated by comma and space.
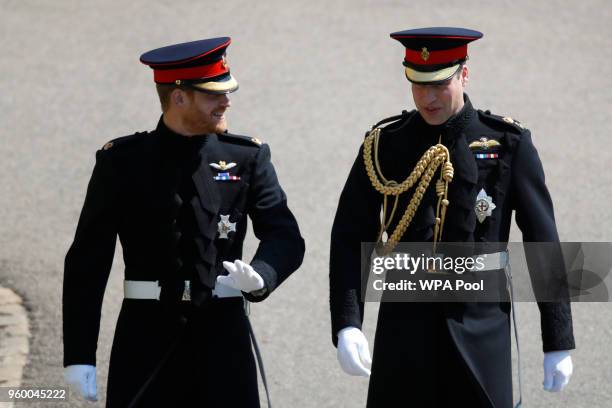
329, 27, 574, 407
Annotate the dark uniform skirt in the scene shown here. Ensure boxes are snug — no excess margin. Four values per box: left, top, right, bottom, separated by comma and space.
106, 297, 259, 408
367, 302, 513, 408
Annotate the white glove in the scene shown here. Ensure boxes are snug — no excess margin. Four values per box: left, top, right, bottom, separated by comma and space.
64, 364, 97, 401
219, 260, 265, 293
543, 350, 573, 392
337, 327, 372, 377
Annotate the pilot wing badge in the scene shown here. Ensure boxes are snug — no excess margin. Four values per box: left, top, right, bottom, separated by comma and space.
210, 161, 236, 171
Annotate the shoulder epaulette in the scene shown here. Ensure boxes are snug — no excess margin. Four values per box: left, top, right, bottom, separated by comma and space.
218, 132, 263, 147
364, 110, 417, 139
372, 109, 416, 130
477, 109, 528, 133
100, 131, 148, 152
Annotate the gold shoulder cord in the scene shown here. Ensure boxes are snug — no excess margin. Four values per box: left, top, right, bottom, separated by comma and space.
363, 128, 454, 255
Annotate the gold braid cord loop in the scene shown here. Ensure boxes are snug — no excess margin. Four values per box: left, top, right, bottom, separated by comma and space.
363, 127, 454, 254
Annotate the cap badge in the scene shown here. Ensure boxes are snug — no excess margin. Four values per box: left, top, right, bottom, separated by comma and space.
221, 55, 228, 69
210, 160, 236, 171
475, 188, 496, 223
217, 214, 236, 239
421, 47, 430, 61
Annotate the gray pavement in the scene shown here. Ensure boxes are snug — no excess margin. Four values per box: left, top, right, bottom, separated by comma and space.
0, 287, 29, 389
1, 0, 611, 406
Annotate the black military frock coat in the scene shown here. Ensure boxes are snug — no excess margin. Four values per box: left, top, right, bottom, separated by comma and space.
63, 118, 305, 407
330, 95, 574, 407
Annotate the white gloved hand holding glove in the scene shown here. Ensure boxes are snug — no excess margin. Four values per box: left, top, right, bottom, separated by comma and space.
337, 327, 372, 377
64, 364, 97, 402
219, 260, 265, 293
543, 350, 573, 392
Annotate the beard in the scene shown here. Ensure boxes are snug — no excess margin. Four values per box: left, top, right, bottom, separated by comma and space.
182, 107, 228, 135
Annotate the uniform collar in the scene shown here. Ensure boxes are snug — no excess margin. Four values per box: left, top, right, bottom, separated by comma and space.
415, 93, 476, 144
443, 94, 475, 139
155, 115, 211, 150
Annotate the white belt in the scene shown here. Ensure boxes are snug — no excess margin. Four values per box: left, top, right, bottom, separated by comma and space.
124, 280, 243, 301
471, 250, 509, 272
422, 250, 509, 274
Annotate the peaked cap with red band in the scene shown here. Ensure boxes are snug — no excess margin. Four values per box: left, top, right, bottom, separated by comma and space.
140, 37, 238, 94
390, 27, 483, 84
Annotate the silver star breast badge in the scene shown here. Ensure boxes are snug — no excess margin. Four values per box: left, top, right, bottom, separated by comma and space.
475, 188, 496, 223
217, 214, 236, 239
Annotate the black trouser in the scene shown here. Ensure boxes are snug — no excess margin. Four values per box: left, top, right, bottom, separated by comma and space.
367, 302, 510, 408
107, 298, 259, 408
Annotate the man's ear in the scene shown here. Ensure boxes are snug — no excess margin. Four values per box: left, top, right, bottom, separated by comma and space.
461, 65, 469, 87
171, 88, 187, 107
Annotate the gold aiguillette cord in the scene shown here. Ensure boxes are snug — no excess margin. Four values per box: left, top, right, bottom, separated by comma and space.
363, 129, 454, 256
